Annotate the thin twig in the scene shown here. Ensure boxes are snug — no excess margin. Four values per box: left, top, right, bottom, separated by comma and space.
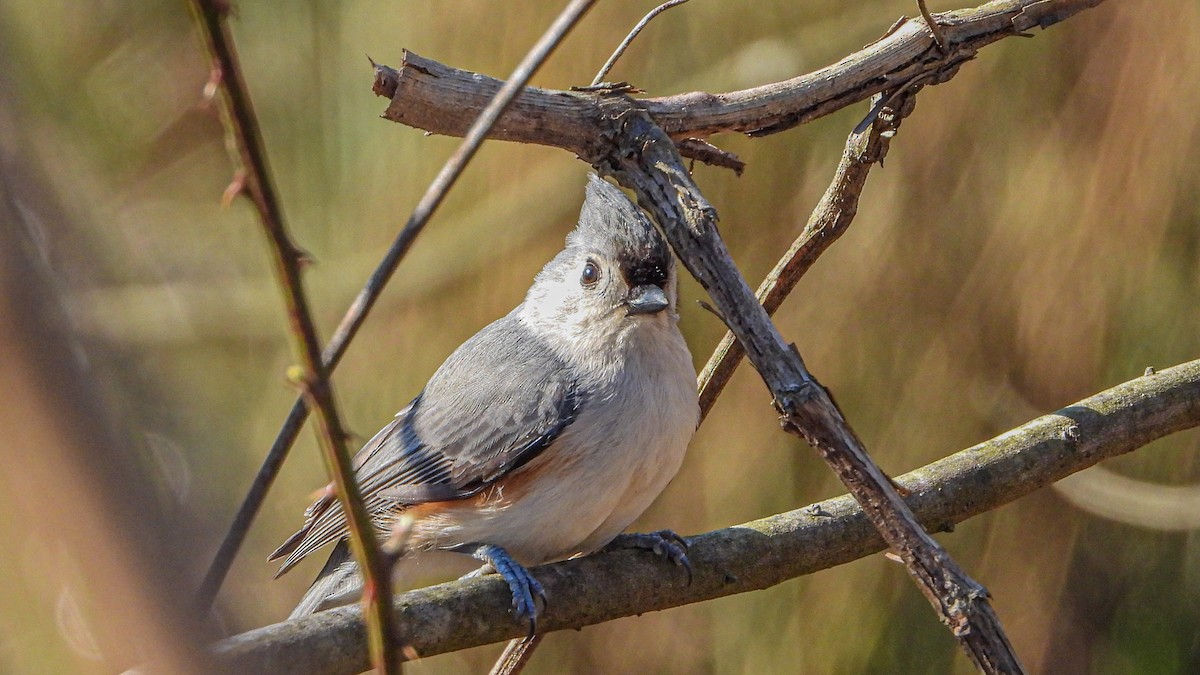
590, 0, 691, 86
186, 1, 400, 671
195, 0, 599, 617
209, 358, 1200, 673
676, 138, 745, 174
698, 90, 918, 420
916, 0, 950, 53
488, 635, 543, 675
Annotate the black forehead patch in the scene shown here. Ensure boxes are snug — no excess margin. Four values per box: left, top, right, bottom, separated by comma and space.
619, 249, 670, 288
571, 174, 671, 286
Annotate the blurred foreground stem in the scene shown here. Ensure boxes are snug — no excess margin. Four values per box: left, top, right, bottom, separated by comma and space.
187, 1, 399, 671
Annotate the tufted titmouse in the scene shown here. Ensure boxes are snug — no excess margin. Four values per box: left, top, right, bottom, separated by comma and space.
270, 174, 699, 628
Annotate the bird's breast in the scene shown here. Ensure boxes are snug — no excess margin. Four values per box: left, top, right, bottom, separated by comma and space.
408, 322, 698, 565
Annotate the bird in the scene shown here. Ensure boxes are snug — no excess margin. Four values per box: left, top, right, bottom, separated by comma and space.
270, 173, 699, 629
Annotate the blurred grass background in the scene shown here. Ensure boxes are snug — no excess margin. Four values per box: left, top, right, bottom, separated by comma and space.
1, 0, 1198, 673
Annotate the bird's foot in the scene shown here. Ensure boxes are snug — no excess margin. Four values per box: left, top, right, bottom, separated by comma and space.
457, 544, 546, 636
605, 529, 693, 583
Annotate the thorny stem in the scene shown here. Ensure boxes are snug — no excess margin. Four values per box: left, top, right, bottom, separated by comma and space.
194, 0, 600, 639
186, 1, 400, 672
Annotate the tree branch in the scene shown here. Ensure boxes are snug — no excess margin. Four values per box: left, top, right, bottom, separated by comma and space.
697, 90, 916, 420
211, 359, 1200, 674
373, 0, 1107, 153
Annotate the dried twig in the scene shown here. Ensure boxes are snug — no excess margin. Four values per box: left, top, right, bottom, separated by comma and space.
487, 635, 543, 675
210, 359, 1200, 674
697, 91, 918, 420
186, 1, 399, 671
607, 109, 1024, 672
917, 0, 950, 53
590, 0, 691, 86
195, 0, 600, 622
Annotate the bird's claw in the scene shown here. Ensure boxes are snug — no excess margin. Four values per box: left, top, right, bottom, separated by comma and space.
502, 560, 547, 636
460, 544, 547, 636
606, 529, 693, 584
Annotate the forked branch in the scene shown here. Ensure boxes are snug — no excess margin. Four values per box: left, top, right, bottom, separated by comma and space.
366, 0, 1110, 671
373, 0, 1108, 159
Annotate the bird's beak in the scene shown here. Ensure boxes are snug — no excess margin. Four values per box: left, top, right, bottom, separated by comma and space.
625, 284, 669, 315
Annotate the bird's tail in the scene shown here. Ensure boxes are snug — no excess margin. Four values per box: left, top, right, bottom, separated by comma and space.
288, 540, 364, 620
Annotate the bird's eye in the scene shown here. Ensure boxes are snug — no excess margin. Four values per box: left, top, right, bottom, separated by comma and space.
580, 260, 601, 287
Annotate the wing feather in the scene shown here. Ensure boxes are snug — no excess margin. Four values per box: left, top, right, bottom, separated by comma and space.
270, 313, 581, 576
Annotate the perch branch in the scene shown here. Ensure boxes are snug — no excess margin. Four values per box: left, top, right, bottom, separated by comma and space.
210, 359, 1200, 674
196, 0, 599, 619
187, 1, 399, 671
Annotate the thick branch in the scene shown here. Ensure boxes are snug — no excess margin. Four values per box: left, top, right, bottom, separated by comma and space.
212, 360, 1200, 674
374, 0, 1107, 153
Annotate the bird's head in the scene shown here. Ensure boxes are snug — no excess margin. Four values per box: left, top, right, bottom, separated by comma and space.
521, 175, 679, 355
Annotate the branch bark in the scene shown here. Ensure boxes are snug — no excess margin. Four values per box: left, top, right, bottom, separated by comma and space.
212, 359, 1200, 674
373, 0, 1107, 152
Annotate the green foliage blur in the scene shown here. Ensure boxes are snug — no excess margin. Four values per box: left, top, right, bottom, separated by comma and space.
1, 1, 1197, 673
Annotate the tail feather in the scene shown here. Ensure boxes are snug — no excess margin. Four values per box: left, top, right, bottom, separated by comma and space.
288, 540, 363, 620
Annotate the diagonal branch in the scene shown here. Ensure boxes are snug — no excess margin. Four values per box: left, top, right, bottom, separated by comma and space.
210, 359, 1200, 674
607, 107, 1022, 673
195, 0, 600, 618
497, 87, 899, 671
186, 1, 399, 671
697, 90, 917, 420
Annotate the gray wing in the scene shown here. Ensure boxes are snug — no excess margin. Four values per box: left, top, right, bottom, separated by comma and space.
269, 313, 582, 576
